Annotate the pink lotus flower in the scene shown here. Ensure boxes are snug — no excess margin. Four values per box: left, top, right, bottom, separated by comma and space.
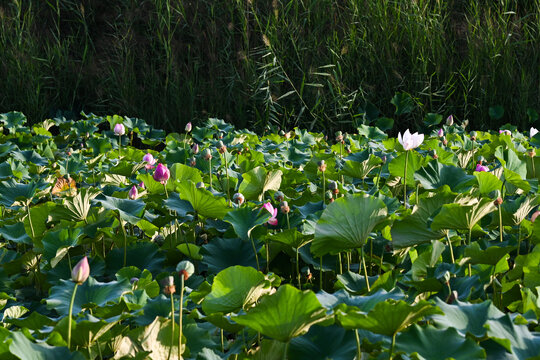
475, 164, 489, 172
532, 211, 540, 223
262, 202, 278, 226
129, 185, 138, 200
143, 153, 156, 170
114, 123, 125, 136
499, 129, 511, 136
71, 256, 90, 284
153, 163, 170, 184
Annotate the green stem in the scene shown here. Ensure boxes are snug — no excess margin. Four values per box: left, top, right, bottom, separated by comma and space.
223, 153, 231, 204
221, 328, 224, 353
322, 171, 326, 205
209, 157, 213, 189
168, 292, 175, 360
68, 283, 79, 349
118, 135, 122, 158
120, 218, 127, 267
403, 150, 409, 207
532, 157, 536, 178
468, 228, 472, 277
286, 212, 290, 230
369, 238, 373, 276
338, 252, 343, 274
517, 223, 522, 256
265, 239, 270, 273
282, 341, 289, 360
498, 205, 503, 242
26, 204, 35, 239
446, 232, 455, 264
360, 247, 370, 292
178, 276, 184, 360
319, 257, 323, 290
296, 247, 301, 288
250, 236, 260, 271
390, 332, 396, 360
355, 329, 361, 360
375, 163, 383, 188
164, 183, 169, 199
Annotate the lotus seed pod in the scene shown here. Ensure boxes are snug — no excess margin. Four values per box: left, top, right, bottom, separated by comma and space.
202, 148, 212, 160
233, 192, 245, 205
317, 160, 327, 172
274, 191, 284, 202
189, 157, 197, 167
529, 150, 536, 158
162, 276, 176, 295
280, 201, 290, 214
494, 197, 503, 206
176, 260, 195, 280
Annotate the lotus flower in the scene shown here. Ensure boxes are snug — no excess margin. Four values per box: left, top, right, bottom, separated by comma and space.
531, 127, 539, 138
532, 210, 540, 223
129, 185, 138, 200
437, 128, 444, 137
153, 163, 170, 184
262, 202, 278, 226
475, 163, 489, 172
499, 129, 511, 136
114, 123, 125, 136
398, 129, 424, 151
71, 256, 90, 284
143, 153, 156, 170
185, 122, 192, 132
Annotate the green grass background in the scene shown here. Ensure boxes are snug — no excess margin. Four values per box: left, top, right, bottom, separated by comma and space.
0, 0, 539, 133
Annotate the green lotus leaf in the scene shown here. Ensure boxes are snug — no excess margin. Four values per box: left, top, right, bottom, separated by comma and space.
106, 242, 165, 274
288, 325, 357, 360
0, 180, 39, 207
391, 92, 415, 116
388, 151, 423, 186
41, 228, 84, 267
485, 314, 540, 359
233, 285, 328, 342
45, 277, 131, 317
431, 196, 496, 231
503, 168, 532, 193
224, 206, 271, 241
238, 167, 283, 201
431, 298, 504, 338
0, 222, 32, 245
96, 194, 145, 224
335, 299, 442, 336
312, 195, 387, 256
396, 325, 485, 360
170, 163, 203, 184
267, 229, 310, 249
464, 242, 514, 265
202, 266, 270, 314
177, 181, 230, 219
474, 171, 503, 195
201, 237, 259, 274
495, 147, 527, 178
414, 160, 473, 191
163, 192, 195, 218
317, 288, 404, 312
9, 331, 85, 360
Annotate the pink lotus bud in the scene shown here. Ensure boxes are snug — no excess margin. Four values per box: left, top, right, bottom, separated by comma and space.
437, 128, 444, 137
475, 163, 489, 172
192, 143, 199, 154
446, 115, 454, 126
139, 181, 145, 189
532, 211, 540, 223
71, 256, 90, 284
153, 163, 170, 184
114, 123, 125, 136
185, 122, 192, 132
129, 185, 138, 200
143, 153, 155, 165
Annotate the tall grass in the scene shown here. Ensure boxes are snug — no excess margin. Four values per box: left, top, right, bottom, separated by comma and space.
0, 0, 539, 133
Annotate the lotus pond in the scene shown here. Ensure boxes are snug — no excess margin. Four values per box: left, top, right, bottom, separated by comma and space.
0, 111, 540, 359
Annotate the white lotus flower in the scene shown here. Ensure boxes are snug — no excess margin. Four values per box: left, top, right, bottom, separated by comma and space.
398, 129, 424, 151
531, 127, 539, 138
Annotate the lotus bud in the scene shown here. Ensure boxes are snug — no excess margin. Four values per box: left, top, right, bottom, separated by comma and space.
143, 153, 155, 164
130, 277, 139, 284
185, 122, 192, 132
475, 163, 489, 172
279, 130, 285, 136
192, 143, 200, 154
202, 148, 212, 161
274, 191, 284, 202
346, 145, 352, 154
280, 201, 290, 214
437, 128, 444, 137
129, 185, 138, 200
494, 197, 503, 206
196, 182, 205, 189
532, 210, 540, 223
176, 260, 195, 280
328, 181, 339, 194
233, 192, 245, 205
217, 140, 227, 154
139, 181, 145, 189
153, 163, 170, 184
114, 123, 125, 136
335, 131, 343, 142
529, 150, 536, 158
189, 157, 197, 167
71, 256, 90, 285
446, 115, 454, 126
162, 276, 176, 295
462, 120, 469, 128
67, 148, 73, 156
317, 160, 327, 172
443, 139, 448, 146
432, 151, 438, 159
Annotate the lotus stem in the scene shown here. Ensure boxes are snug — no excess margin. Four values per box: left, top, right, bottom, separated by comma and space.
168, 292, 175, 360
209, 157, 213, 189
296, 247, 301, 288
223, 153, 231, 204
265, 239, 270, 273
118, 135, 122, 158
282, 341, 289, 360
319, 257, 323, 290
498, 205, 503, 242
26, 204, 35, 238
355, 329, 361, 360
517, 223, 522, 256
390, 332, 396, 360
119, 217, 128, 267
178, 276, 185, 360
68, 283, 79, 349
375, 162, 383, 188
468, 228, 472, 277
221, 329, 224, 352
249, 235, 260, 271
369, 238, 373, 276
163, 183, 169, 199
403, 150, 409, 207
360, 247, 370, 292
322, 171, 326, 205
446, 232, 455, 264
338, 253, 343, 274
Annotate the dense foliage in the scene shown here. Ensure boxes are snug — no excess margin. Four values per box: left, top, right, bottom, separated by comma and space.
1, 0, 539, 132
1, 111, 540, 359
